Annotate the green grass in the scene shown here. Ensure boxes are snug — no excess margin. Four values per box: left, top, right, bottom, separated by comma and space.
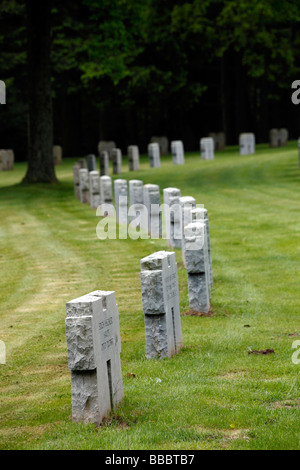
0, 143, 299, 450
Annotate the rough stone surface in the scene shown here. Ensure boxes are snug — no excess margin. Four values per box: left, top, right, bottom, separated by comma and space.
140, 251, 182, 359
148, 143, 161, 168
171, 141, 185, 165
128, 146, 140, 171
65, 290, 124, 426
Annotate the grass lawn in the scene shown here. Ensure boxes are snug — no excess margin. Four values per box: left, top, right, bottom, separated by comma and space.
0, 142, 299, 450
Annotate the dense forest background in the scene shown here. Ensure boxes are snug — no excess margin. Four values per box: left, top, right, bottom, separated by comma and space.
1, 0, 300, 162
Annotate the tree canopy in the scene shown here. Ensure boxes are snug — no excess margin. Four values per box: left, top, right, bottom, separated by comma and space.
1, 0, 300, 169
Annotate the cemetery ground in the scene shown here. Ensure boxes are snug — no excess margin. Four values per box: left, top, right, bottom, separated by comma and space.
0, 143, 299, 451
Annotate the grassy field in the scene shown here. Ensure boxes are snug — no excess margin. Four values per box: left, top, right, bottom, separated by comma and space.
0, 142, 299, 450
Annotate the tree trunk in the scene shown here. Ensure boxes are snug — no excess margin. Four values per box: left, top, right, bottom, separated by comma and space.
23, 0, 57, 184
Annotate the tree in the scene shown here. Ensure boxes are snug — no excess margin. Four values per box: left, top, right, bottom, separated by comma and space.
23, 0, 57, 183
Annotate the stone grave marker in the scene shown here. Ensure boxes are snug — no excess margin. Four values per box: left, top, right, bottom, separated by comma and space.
65, 290, 124, 426
100, 176, 113, 205
184, 222, 210, 314
269, 129, 280, 148
53, 145, 62, 165
0, 149, 14, 171
140, 251, 183, 359
163, 187, 182, 248
79, 168, 90, 204
148, 143, 161, 168
150, 136, 169, 155
279, 128, 289, 146
209, 133, 226, 152
200, 138, 215, 160
129, 179, 145, 225
171, 141, 185, 165
99, 151, 109, 176
144, 184, 162, 238
239, 133, 255, 155
89, 171, 101, 209
87, 154, 97, 172
73, 163, 81, 200
179, 196, 196, 265
191, 208, 213, 289
100, 176, 113, 216
128, 146, 140, 172
98, 141, 116, 159
112, 149, 122, 175
114, 179, 128, 225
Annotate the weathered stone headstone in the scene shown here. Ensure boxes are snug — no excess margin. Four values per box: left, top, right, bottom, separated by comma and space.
114, 179, 128, 225
128, 146, 140, 171
184, 222, 210, 314
163, 187, 182, 248
0, 149, 14, 171
99, 176, 113, 216
269, 129, 280, 148
140, 251, 183, 359
171, 141, 185, 165
87, 154, 97, 172
129, 179, 146, 230
89, 171, 101, 209
100, 176, 113, 205
99, 151, 109, 176
79, 168, 90, 204
65, 290, 124, 426
239, 133, 255, 155
208, 133, 226, 152
98, 141, 116, 158
144, 184, 161, 238
112, 149, 122, 175
279, 128, 289, 146
148, 143, 161, 168
190, 208, 213, 290
200, 138, 214, 160
150, 136, 169, 155
73, 163, 81, 200
53, 146, 63, 165
179, 196, 196, 265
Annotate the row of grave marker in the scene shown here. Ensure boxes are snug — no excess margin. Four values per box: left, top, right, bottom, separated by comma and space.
67, 160, 213, 425
0, 129, 291, 172
66, 241, 211, 426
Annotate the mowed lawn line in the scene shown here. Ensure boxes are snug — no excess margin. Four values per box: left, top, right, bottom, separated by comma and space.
0, 144, 299, 450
